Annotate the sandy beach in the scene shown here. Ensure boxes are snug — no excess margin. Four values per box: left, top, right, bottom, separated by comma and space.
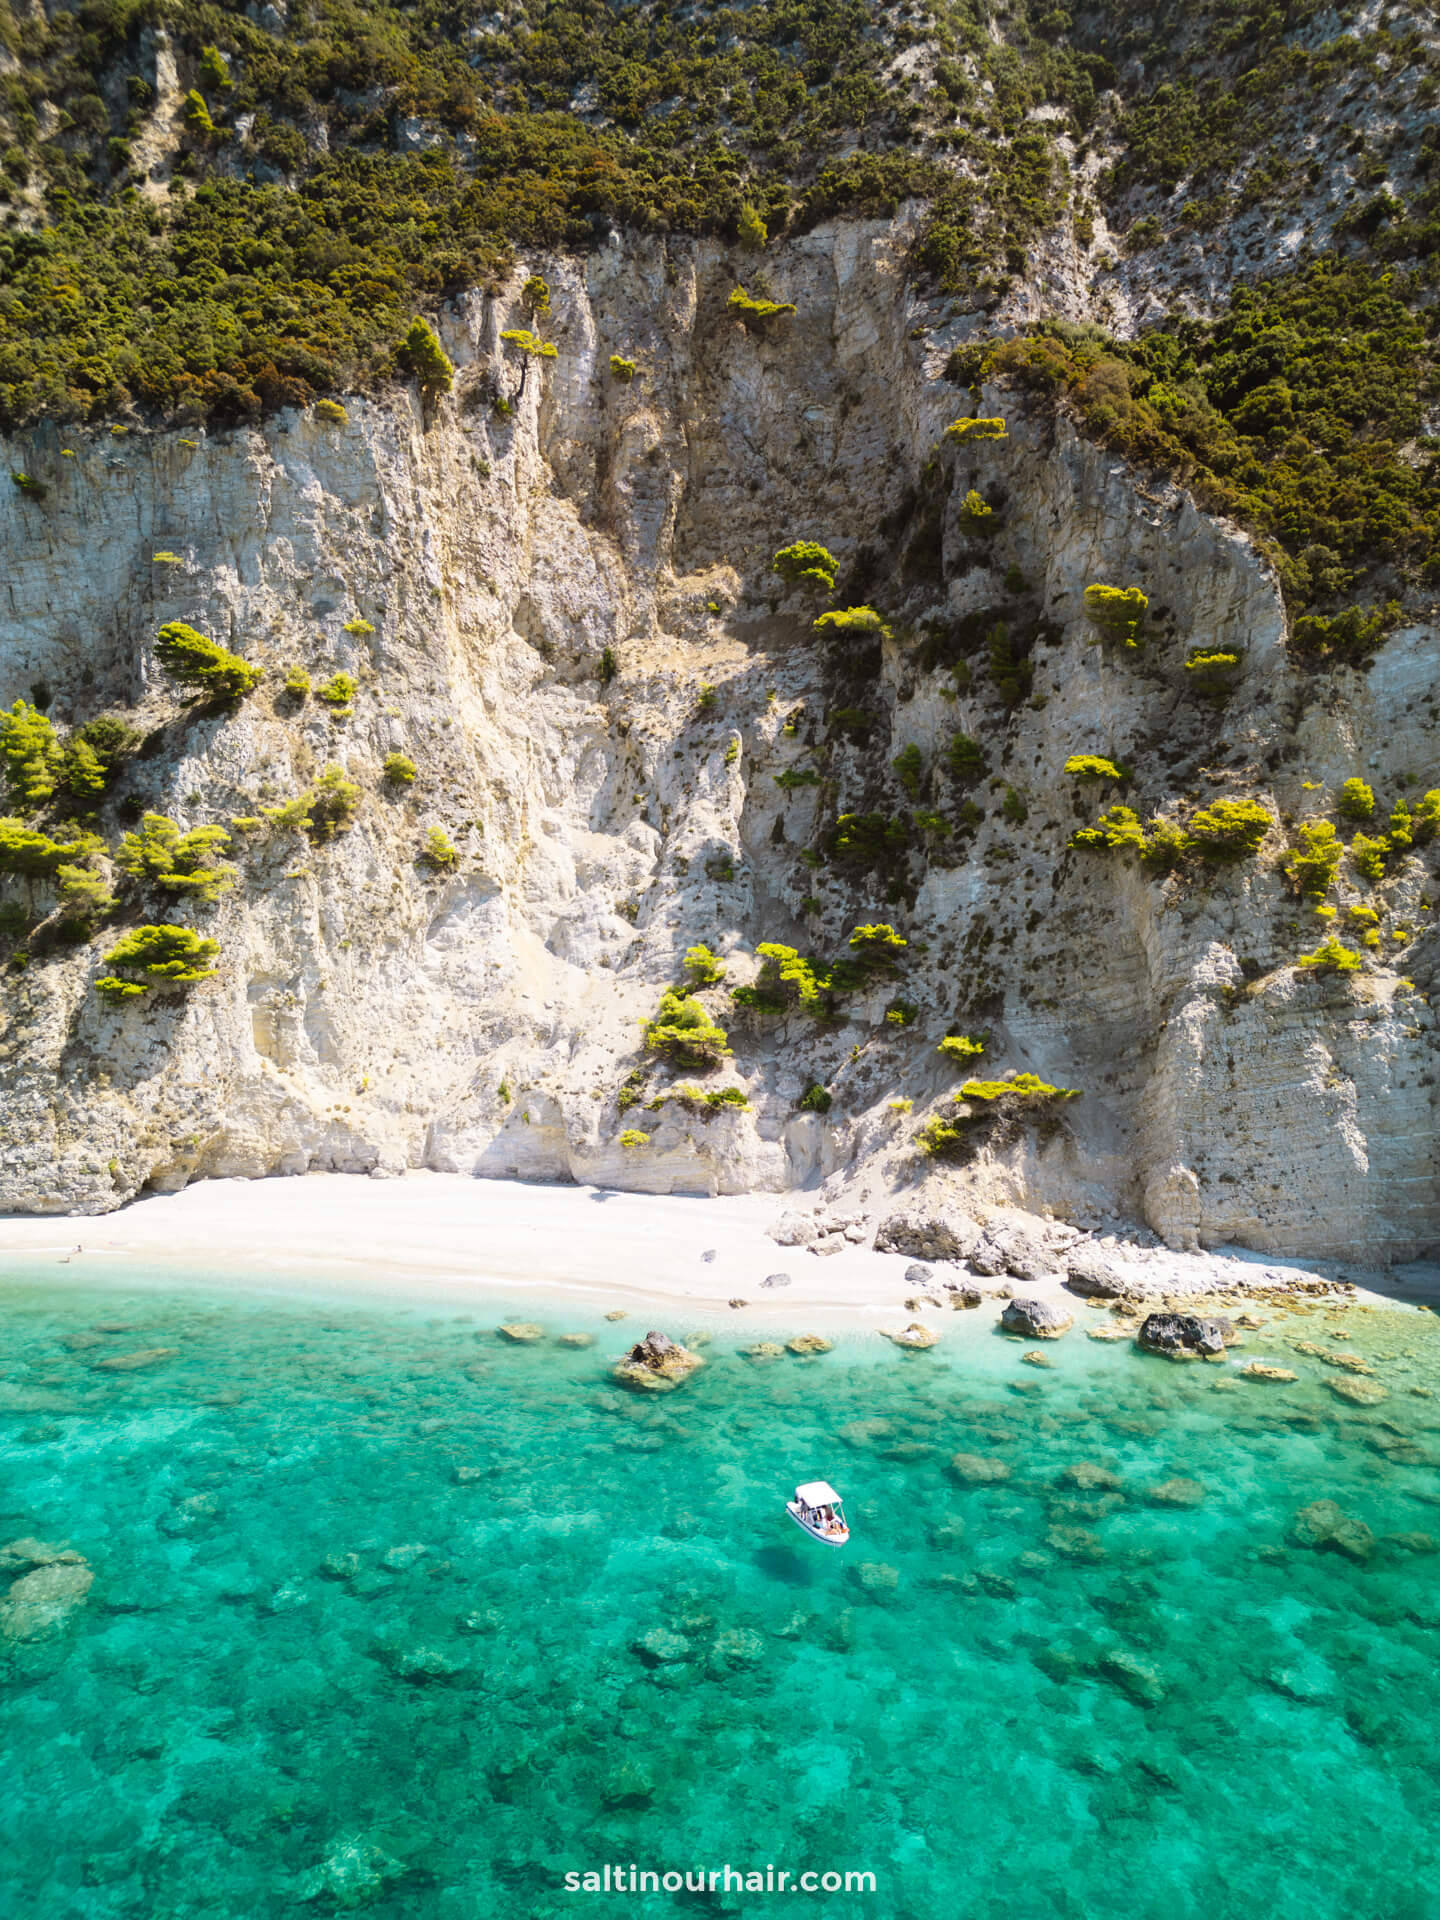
0, 1170, 1433, 1334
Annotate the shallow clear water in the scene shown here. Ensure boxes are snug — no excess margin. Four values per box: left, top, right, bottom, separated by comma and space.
3, 1268, 1440, 1919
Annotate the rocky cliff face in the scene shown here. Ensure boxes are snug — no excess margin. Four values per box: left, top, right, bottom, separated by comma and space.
0, 219, 1435, 1261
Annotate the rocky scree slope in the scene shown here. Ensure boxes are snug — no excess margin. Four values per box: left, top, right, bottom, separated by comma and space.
0, 224, 1435, 1263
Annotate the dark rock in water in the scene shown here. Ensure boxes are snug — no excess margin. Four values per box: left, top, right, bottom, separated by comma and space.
999, 1297, 1074, 1339
1292, 1499, 1374, 1562
874, 1211, 978, 1261
613, 1330, 705, 1392
904, 1262, 935, 1287
760, 1272, 791, 1289
1136, 1313, 1234, 1359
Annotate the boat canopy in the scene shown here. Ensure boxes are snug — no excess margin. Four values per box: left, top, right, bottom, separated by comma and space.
796, 1481, 841, 1506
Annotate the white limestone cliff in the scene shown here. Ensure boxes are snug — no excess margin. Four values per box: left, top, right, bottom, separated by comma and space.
0, 219, 1434, 1261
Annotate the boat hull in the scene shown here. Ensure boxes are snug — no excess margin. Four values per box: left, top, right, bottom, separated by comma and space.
786, 1502, 849, 1546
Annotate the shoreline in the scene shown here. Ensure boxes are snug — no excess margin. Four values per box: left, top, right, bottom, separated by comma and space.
0, 1171, 1435, 1335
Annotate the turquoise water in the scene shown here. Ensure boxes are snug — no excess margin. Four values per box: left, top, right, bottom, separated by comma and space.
3, 1270, 1440, 1919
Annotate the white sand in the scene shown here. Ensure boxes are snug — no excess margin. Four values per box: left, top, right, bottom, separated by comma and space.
0, 1172, 928, 1329
0, 1171, 1428, 1333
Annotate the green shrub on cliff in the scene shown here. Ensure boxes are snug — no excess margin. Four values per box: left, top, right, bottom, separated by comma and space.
944, 417, 1007, 443
947, 732, 987, 783
773, 542, 838, 593
1296, 933, 1362, 973
398, 317, 454, 396
682, 943, 725, 986
318, 672, 357, 713
1064, 754, 1128, 783
892, 744, 923, 797
155, 623, 262, 701
937, 1034, 985, 1064
1285, 821, 1344, 898
383, 752, 417, 787
1349, 832, 1390, 882
0, 816, 102, 876
1083, 585, 1148, 648
116, 813, 235, 904
728, 287, 796, 327
1184, 797, 1272, 861
1337, 778, 1376, 821
644, 989, 730, 1067
812, 605, 889, 640
420, 825, 459, 870
96, 923, 221, 995
0, 700, 62, 810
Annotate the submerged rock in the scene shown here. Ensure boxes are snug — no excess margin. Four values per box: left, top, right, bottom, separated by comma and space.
1063, 1461, 1123, 1492
633, 1626, 690, 1666
603, 1310, 628, 1322
496, 1322, 545, 1343
91, 1347, 178, 1372
298, 1834, 407, 1907
1241, 1362, 1298, 1383
1326, 1376, 1388, 1406
613, 1329, 706, 1392
1000, 1297, 1074, 1339
948, 1452, 1011, 1485
786, 1334, 832, 1355
1292, 1499, 1374, 1562
557, 1332, 596, 1349
1, 1558, 95, 1641
0, 1538, 82, 1572
1148, 1478, 1206, 1508
601, 1761, 656, 1808
709, 1627, 765, 1670
1021, 1349, 1056, 1368
743, 1341, 785, 1362
1097, 1649, 1167, 1706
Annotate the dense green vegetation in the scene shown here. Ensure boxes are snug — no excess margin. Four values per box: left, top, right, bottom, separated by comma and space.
0, 0, 1418, 446
966, 261, 1440, 613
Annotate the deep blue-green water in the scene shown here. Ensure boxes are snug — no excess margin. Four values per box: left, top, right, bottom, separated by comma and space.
3, 1269, 1440, 1919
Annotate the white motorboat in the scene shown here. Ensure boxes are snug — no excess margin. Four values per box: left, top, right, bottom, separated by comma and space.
786, 1481, 849, 1547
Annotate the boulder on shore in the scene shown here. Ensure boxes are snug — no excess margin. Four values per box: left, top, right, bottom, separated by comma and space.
613, 1329, 706, 1393
873, 1211, 978, 1262
1136, 1312, 1235, 1359
1064, 1247, 1128, 1298
1000, 1297, 1074, 1340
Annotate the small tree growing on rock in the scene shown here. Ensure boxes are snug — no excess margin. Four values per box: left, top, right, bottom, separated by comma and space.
773, 542, 838, 593
155, 622, 261, 700
398, 317, 454, 400
95, 923, 220, 997
644, 990, 730, 1068
1083, 584, 1148, 649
